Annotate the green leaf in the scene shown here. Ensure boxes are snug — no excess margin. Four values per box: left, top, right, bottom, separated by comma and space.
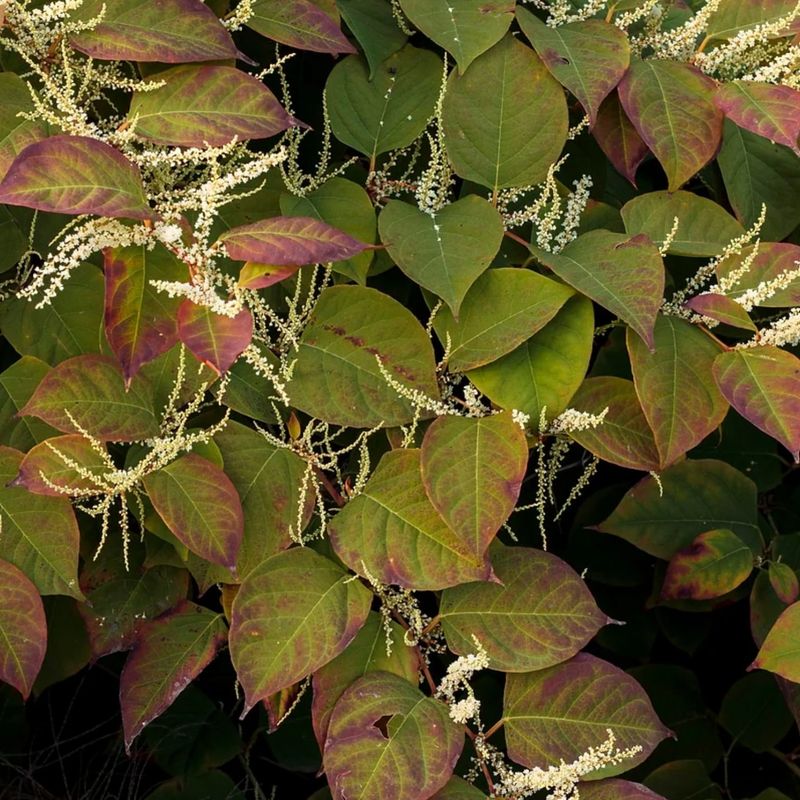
713, 347, 800, 462
0, 263, 106, 364
661, 529, 753, 601
431, 777, 487, 799
420, 412, 527, 558
517, 10, 629, 124
430, 268, 573, 372
336, 0, 407, 78
644, 760, 721, 800
718, 119, 800, 242
751, 601, 800, 682
440, 545, 606, 671
715, 243, 800, 308
70, 0, 238, 62
20, 354, 160, 442
707, 0, 800, 40
621, 190, 745, 257
769, 562, 799, 605
442, 34, 567, 192
143, 454, 243, 571
596, 458, 762, 560
627, 316, 727, 468
177, 302, 253, 375
399, 0, 514, 73
467, 294, 594, 424
0, 558, 46, 700
504, 653, 669, 778
323, 671, 463, 800
592, 91, 649, 186
215, 421, 315, 578
104, 245, 184, 382
534, 230, 664, 349
379, 196, 504, 316
0, 72, 47, 181
33, 595, 91, 695
229, 547, 371, 714
579, 780, 669, 800
0, 135, 151, 219
0, 447, 81, 597
128, 65, 294, 148
0, 357, 58, 451
120, 601, 227, 750
311, 611, 419, 748
219, 350, 281, 424
287, 285, 440, 428
326, 45, 442, 160
281, 177, 376, 284
569, 377, 660, 472
329, 448, 494, 589
618, 59, 723, 191
247, 0, 355, 53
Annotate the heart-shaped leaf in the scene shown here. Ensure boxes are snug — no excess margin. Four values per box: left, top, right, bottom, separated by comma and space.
128, 65, 295, 147
0, 135, 151, 219
379, 196, 504, 316
440, 545, 606, 672
229, 547, 372, 714
420, 413, 527, 559
713, 347, 800, 462
442, 34, 567, 192
593, 91, 649, 185
751, 601, 800, 682
0, 558, 46, 700
329, 448, 494, 590
323, 671, 463, 800
504, 653, 669, 778
143, 454, 244, 571
177, 302, 253, 375
247, 0, 355, 53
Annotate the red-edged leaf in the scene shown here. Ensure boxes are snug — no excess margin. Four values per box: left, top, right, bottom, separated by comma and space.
247, 0, 356, 54
70, 0, 239, 62
238, 262, 300, 289
104, 244, 184, 382
684, 293, 757, 331
0, 136, 150, 219
713, 347, 800, 462
219, 216, 369, 265
20, 355, 160, 442
143, 454, 244, 571
750, 601, 800, 681
177, 302, 253, 375
769, 562, 800, 605
593, 90, 650, 185
128, 65, 296, 148
120, 601, 227, 750
0, 558, 46, 699
716, 81, 800, 155
619, 59, 723, 191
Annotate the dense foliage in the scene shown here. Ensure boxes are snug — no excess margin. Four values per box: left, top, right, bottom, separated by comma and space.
1, 0, 800, 798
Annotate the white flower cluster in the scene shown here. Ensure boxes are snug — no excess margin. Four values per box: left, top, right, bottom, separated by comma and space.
436, 637, 489, 726
547, 407, 608, 435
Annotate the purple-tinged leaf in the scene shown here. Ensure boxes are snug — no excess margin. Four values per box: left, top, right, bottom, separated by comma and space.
0, 136, 151, 219
628, 316, 728, 468
128, 66, 296, 148
713, 347, 800, 462
569, 376, 660, 472
247, 0, 355, 53
0, 447, 82, 599
769, 562, 800, 605
177, 301, 253, 375
420, 412, 527, 559
13, 434, 110, 496
504, 653, 669, 778
440, 545, 606, 672
311, 612, 419, 750
0, 559, 46, 700
143, 454, 244, 571
750, 601, 800, 682
619, 59, 723, 191
219, 216, 369, 266
716, 81, 800, 154
229, 547, 371, 715
104, 244, 184, 382
661, 529, 753, 601
323, 672, 463, 800
535, 230, 664, 350
19, 355, 160, 442
579, 781, 667, 800
120, 601, 227, 750
238, 262, 300, 290
517, 10, 629, 124
70, 0, 239, 62
716, 242, 800, 308
329, 448, 494, 590
684, 293, 757, 331
593, 91, 649, 186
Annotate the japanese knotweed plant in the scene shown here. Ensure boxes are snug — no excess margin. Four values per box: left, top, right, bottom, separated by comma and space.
1, 1, 800, 799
